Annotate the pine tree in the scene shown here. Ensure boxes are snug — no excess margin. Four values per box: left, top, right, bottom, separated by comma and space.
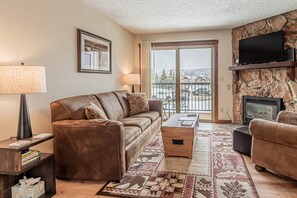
154, 73, 159, 83
169, 69, 174, 77
168, 69, 175, 83
160, 69, 167, 82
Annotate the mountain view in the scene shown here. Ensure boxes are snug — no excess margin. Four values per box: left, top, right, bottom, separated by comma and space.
152, 68, 211, 83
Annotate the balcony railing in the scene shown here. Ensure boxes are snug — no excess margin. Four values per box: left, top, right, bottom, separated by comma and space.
151, 83, 212, 115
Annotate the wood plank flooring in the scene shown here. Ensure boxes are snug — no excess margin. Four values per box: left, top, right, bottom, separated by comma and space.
243, 156, 297, 198
53, 123, 297, 198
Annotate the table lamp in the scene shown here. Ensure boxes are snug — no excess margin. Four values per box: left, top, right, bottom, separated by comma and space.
0, 65, 47, 139
122, 74, 140, 93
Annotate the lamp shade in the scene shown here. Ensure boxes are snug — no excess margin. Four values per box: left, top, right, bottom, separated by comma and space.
0, 66, 47, 94
122, 74, 140, 85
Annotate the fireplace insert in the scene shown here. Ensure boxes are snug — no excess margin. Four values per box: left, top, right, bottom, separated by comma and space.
242, 96, 284, 125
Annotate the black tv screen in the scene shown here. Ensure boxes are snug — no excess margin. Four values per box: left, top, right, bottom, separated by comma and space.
239, 31, 284, 64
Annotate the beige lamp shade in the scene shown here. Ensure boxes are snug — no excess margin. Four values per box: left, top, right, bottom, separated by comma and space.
0, 66, 47, 94
122, 74, 140, 85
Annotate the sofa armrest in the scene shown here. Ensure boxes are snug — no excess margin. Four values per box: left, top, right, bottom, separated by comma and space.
52, 119, 126, 180
276, 110, 297, 126
249, 119, 297, 149
148, 99, 163, 117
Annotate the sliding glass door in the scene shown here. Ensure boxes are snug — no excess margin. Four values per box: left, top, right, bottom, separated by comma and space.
151, 49, 177, 117
151, 45, 213, 121
179, 48, 212, 120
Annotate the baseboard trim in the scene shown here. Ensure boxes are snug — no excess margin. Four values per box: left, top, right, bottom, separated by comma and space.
216, 120, 232, 123
199, 119, 213, 123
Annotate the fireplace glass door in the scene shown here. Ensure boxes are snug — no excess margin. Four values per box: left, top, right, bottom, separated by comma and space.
242, 96, 283, 125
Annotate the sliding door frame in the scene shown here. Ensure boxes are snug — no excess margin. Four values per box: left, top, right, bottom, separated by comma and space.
150, 40, 219, 122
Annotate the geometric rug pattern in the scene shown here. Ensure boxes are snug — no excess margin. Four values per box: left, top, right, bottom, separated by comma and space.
97, 129, 259, 197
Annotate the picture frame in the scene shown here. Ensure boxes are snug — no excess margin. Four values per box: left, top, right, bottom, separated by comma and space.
77, 29, 112, 74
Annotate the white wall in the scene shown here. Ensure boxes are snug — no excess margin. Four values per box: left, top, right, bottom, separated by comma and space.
0, 0, 135, 151
135, 30, 233, 121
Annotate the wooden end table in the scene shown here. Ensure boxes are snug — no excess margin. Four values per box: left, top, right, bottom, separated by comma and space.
161, 113, 199, 158
0, 134, 56, 198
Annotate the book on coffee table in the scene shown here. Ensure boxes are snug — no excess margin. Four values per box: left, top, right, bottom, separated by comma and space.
178, 117, 196, 121
181, 121, 193, 126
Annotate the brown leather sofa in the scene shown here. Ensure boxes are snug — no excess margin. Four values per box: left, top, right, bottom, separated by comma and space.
50, 90, 162, 181
249, 111, 297, 180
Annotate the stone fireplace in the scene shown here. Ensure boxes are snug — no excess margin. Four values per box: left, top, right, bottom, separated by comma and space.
232, 9, 297, 123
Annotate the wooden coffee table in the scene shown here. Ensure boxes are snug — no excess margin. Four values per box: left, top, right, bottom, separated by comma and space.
161, 113, 199, 158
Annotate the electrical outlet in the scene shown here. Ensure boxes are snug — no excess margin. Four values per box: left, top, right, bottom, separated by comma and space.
221, 107, 229, 113
227, 84, 231, 90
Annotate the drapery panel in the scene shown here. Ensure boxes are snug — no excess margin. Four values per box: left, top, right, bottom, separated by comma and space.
140, 41, 152, 98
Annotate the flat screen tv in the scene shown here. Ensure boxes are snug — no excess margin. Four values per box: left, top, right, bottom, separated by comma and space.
239, 31, 284, 65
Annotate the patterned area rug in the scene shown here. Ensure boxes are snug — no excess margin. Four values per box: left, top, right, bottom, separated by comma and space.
97, 129, 259, 198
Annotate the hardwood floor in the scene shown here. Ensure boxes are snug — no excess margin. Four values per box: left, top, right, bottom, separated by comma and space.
55, 179, 106, 197
243, 155, 297, 198
53, 123, 297, 198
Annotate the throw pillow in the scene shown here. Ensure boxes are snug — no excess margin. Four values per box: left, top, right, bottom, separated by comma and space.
126, 92, 150, 116
85, 103, 108, 120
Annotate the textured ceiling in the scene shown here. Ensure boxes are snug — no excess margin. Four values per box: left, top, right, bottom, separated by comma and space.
83, 0, 297, 34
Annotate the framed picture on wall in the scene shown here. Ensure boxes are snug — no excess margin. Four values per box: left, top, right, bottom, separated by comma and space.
77, 29, 112, 74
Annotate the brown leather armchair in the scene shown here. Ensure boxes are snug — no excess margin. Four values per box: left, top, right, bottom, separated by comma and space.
249, 111, 297, 180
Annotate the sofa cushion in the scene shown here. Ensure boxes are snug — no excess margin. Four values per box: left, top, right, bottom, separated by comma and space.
94, 92, 124, 120
85, 103, 108, 120
250, 119, 297, 149
130, 111, 159, 122
126, 92, 149, 116
125, 126, 142, 146
113, 90, 130, 117
51, 95, 102, 121
120, 117, 151, 131
277, 111, 297, 126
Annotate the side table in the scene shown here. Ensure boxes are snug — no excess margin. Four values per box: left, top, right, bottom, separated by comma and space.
0, 134, 56, 198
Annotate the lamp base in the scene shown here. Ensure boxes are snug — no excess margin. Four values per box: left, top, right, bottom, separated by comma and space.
17, 94, 32, 139
132, 84, 135, 93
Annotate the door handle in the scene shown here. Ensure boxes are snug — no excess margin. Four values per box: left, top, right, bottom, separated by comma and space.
172, 139, 184, 145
